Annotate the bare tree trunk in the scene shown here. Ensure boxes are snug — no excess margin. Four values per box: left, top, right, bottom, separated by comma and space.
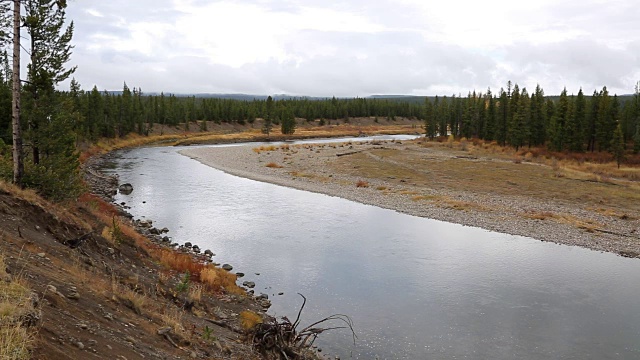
12, 0, 23, 186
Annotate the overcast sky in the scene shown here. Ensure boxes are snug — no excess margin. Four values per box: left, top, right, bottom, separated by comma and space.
63, 0, 640, 97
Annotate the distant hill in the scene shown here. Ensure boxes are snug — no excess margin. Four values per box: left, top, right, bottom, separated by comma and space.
101, 92, 635, 103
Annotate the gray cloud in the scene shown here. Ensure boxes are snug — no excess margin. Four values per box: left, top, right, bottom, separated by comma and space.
62, 0, 640, 96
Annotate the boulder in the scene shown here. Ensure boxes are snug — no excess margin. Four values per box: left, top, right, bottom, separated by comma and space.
118, 183, 134, 195
242, 281, 255, 289
138, 219, 152, 228
221, 264, 233, 271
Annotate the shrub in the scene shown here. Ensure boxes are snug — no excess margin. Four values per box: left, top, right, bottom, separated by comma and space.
356, 180, 369, 188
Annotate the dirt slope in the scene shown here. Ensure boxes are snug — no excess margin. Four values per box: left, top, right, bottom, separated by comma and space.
0, 183, 283, 360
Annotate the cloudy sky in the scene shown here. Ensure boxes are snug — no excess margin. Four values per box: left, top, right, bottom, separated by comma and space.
63, 0, 640, 96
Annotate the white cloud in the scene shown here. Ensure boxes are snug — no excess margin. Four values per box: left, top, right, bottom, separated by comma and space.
85, 9, 103, 17
63, 0, 640, 96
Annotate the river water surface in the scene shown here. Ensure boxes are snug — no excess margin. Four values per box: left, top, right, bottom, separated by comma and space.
105, 136, 640, 359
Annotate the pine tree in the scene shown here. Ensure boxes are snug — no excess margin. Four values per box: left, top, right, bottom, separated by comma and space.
424, 98, 436, 139
11, 0, 23, 186
280, 108, 296, 135
633, 124, 640, 154
507, 88, 530, 150
484, 89, 496, 141
262, 96, 273, 137
528, 84, 546, 146
596, 87, 613, 151
564, 95, 582, 152
24, 0, 76, 164
611, 123, 625, 168
549, 88, 569, 151
496, 89, 508, 145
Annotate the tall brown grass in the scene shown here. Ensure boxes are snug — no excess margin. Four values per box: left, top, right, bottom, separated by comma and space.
239, 310, 263, 330
0, 254, 34, 360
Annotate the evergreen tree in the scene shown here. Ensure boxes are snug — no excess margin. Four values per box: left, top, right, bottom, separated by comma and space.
424, 98, 436, 139
586, 90, 600, 151
262, 96, 273, 137
611, 123, 625, 168
438, 96, 449, 137
496, 89, 508, 145
24, 0, 76, 164
529, 84, 546, 146
633, 123, 640, 154
484, 89, 496, 141
596, 87, 613, 151
549, 88, 569, 151
564, 95, 582, 151
507, 88, 530, 150
280, 108, 296, 135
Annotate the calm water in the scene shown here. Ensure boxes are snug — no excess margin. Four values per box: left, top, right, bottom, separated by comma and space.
105, 136, 640, 359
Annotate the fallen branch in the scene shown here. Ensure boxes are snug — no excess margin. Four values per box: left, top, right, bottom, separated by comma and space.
336, 150, 364, 157
251, 293, 356, 359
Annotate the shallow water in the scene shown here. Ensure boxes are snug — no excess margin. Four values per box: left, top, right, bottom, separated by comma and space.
105, 135, 640, 359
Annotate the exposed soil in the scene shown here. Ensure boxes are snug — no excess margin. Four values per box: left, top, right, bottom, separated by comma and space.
0, 157, 321, 359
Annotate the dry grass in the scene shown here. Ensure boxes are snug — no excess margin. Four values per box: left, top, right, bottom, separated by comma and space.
523, 211, 603, 232
188, 284, 203, 303
160, 307, 190, 341
265, 162, 283, 168
591, 207, 637, 220
239, 310, 263, 330
80, 133, 187, 163
0, 254, 34, 360
0, 325, 32, 360
356, 180, 369, 188
375, 186, 388, 191
200, 267, 243, 295
112, 280, 147, 315
331, 144, 640, 218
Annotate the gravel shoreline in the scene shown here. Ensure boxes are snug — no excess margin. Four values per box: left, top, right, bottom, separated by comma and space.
181, 141, 640, 258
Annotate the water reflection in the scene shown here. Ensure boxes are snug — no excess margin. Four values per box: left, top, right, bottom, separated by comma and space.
105, 136, 640, 359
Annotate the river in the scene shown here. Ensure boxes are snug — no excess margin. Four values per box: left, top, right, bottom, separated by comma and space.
104, 135, 640, 359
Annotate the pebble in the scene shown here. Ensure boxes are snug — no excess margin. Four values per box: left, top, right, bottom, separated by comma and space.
221, 264, 233, 271
76, 342, 85, 350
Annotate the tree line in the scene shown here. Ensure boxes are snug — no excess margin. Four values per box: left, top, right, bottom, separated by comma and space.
423, 82, 640, 156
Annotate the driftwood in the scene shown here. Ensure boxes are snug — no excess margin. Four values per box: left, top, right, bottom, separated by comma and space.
251, 294, 356, 359
205, 318, 245, 334
336, 150, 364, 157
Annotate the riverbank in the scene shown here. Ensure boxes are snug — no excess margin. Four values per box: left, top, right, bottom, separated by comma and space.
0, 157, 326, 359
181, 138, 640, 258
